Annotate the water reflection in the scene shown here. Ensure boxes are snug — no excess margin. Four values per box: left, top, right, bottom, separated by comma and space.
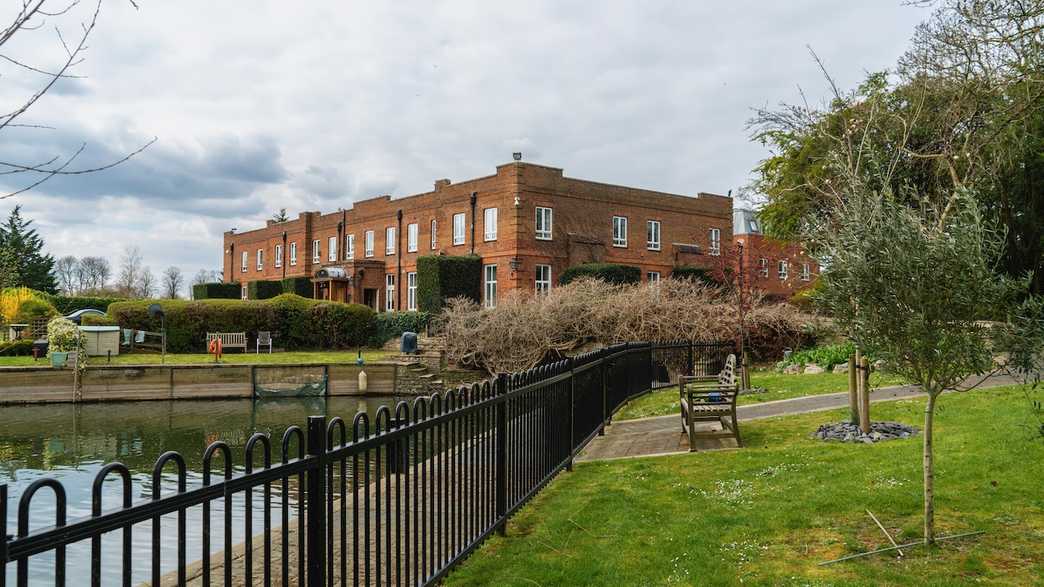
0, 395, 415, 585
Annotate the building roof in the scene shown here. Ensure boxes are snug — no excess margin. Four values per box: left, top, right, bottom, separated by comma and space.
733, 208, 763, 236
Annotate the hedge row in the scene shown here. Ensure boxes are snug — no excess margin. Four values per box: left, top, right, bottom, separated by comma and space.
42, 294, 126, 314
670, 265, 720, 286
108, 294, 374, 352
370, 311, 432, 346
192, 282, 240, 300
417, 255, 481, 312
248, 280, 284, 300
559, 263, 641, 285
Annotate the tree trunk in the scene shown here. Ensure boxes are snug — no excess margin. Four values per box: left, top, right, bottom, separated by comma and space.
923, 391, 939, 544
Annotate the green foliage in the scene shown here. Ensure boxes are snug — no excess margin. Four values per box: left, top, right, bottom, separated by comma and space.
370, 311, 432, 346
42, 294, 126, 315
776, 342, 855, 371
46, 316, 83, 354
0, 247, 19, 289
670, 265, 720, 286
247, 280, 283, 300
280, 277, 313, 298
0, 206, 57, 294
559, 263, 641, 285
13, 298, 59, 323
417, 255, 482, 312
80, 313, 118, 326
191, 282, 241, 300
108, 294, 375, 352
0, 338, 33, 356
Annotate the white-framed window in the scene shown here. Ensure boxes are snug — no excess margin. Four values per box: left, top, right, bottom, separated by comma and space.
647, 271, 661, 283
364, 230, 375, 257
758, 258, 768, 277
647, 220, 661, 251
407, 223, 418, 252
385, 274, 395, 311
483, 207, 498, 241
778, 260, 789, 280
535, 264, 552, 295
407, 272, 417, 311
240, 251, 248, 272
453, 213, 466, 245
483, 264, 497, 308
709, 228, 721, 256
275, 244, 283, 268
535, 207, 553, 240
256, 248, 264, 271
312, 239, 321, 263
328, 236, 337, 262
612, 216, 628, 247
346, 234, 355, 259
289, 242, 298, 266
241, 284, 248, 299
385, 227, 396, 255
801, 262, 811, 281
430, 219, 438, 249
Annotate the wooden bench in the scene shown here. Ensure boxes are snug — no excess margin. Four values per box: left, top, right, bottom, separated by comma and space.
206, 332, 247, 352
679, 353, 742, 449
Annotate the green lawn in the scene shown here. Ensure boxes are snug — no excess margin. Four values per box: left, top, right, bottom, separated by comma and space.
446, 386, 1044, 586
0, 349, 394, 367
615, 370, 907, 421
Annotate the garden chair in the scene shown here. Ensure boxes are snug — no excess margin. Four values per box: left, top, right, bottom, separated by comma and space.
257, 331, 273, 354
679, 353, 741, 449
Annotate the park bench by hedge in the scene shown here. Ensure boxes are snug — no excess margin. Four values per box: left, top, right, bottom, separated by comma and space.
679, 353, 742, 449
206, 332, 247, 352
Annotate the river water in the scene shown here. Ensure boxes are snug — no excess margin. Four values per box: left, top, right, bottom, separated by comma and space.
0, 395, 416, 585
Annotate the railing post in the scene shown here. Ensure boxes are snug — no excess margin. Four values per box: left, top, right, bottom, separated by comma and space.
599, 355, 609, 436
566, 358, 575, 471
1, 484, 7, 587
687, 341, 695, 377
494, 372, 508, 536
306, 415, 327, 587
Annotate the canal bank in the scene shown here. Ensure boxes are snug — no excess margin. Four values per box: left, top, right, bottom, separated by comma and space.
0, 355, 448, 404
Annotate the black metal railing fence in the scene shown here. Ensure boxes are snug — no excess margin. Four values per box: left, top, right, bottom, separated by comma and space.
1, 340, 732, 586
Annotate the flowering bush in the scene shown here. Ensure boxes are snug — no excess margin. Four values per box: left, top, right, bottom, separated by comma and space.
46, 316, 84, 355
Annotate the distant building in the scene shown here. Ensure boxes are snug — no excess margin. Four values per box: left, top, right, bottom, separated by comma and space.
223, 160, 734, 309
732, 208, 818, 298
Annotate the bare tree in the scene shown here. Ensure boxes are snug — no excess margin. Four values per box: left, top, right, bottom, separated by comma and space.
137, 266, 155, 298
192, 268, 220, 286
78, 256, 110, 291
162, 266, 183, 299
0, 1, 155, 198
54, 255, 79, 293
116, 246, 142, 295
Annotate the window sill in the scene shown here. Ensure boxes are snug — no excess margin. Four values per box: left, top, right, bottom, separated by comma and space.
647, 246, 661, 251
535, 235, 553, 241
612, 243, 627, 248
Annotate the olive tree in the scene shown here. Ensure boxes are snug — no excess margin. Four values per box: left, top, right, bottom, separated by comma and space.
811, 188, 1038, 543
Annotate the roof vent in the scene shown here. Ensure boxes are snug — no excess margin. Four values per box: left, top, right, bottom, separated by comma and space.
434, 178, 452, 190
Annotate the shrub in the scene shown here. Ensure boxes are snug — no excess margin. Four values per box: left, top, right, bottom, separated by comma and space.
776, 342, 856, 371
191, 282, 241, 300
417, 255, 482, 312
559, 263, 641, 285
670, 265, 720, 286
44, 294, 126, 315
0, 287, 42, 323
108, 295, 375, 352
0, 339, 33, 356
47, 316, 84, 355
370, 311, 432, 346
280, 277, 313, 297
13, 298, 59, 323
247, 280, 283, 300
81, 313, 119, 326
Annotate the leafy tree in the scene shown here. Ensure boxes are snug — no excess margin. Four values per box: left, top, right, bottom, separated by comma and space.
0, 206, 57, 293
272, 208, 289, 223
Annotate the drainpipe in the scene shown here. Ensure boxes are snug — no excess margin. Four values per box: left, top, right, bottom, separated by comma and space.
469, 191, 477, 255
229, 243, 235, 283
281, 231, 287, 279
341, 208, 348, 260
396, 209, 403, 311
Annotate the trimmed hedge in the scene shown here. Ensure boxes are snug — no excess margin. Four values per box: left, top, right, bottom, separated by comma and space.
370, 311, 432, 346
192, 282, 241, 300
43, 294, 126, 314
559, 263, 641, 285
14, 298, 59, 323
108, 294, 375, 352
81, 313, 119, 326
417, 255, 482, 312
670, 265, 720, 286
0, 339, 33, 356
248, 280, 284, 300
281, 277, 313, 298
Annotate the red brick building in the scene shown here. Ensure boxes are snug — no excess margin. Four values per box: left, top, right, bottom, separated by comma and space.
731, 208, 818, 298
222, 160, 733, 311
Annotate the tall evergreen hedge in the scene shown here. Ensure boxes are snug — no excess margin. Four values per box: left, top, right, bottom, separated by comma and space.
248, 280, 284, 300
43, 294, 126, 314
559, 263, 641, 285
191, 282, 241, 300
417, 255, 482, 312
280, 276, 313, 297
670, 265, 721, 286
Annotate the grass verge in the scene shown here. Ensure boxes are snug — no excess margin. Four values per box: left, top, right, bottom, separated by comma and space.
0, 349, 394, 367
445, 386, 1044, 586
615, 370, 907, 420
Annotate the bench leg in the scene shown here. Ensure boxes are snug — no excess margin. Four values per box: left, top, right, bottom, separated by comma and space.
687, 411, 697, 452
731, 412, 742, 447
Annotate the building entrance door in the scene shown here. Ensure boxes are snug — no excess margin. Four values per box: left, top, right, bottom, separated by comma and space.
363, 288, 378, 310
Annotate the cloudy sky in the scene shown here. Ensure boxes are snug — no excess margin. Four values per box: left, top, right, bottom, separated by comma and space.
1, 1, 929, 286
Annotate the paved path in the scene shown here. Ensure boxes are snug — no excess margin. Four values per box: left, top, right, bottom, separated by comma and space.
577, 372, 1027, 462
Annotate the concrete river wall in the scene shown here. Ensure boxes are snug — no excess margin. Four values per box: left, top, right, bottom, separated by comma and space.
0, 362, 404, 404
